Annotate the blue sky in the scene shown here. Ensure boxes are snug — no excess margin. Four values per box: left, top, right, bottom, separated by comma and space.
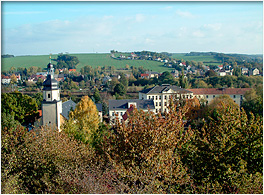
1, 1, 263, 56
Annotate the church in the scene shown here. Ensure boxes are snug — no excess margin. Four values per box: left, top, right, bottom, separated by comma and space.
34, 60, 103, 131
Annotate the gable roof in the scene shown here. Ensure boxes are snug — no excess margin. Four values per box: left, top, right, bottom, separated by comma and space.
109, 99, 155, 110
61, 100, 102, 120
188, 88, 252, 95
61, 100, 76, 120
139, 85, 193, 94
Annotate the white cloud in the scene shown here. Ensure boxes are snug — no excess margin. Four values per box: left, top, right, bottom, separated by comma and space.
135, 14, 145, 23
192, 30, 205, 38
175, 10, 196, 19
203, 23, 222, 31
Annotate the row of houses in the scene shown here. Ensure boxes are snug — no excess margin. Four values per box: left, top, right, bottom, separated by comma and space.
108, 84, 251, 123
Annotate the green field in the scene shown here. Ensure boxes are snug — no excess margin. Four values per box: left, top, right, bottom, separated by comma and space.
171, 53, 222, 66
1, 53, 172, 73
1, 52, 224, 73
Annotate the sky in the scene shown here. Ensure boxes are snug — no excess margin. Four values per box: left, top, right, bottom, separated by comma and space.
1, 1, 263, 56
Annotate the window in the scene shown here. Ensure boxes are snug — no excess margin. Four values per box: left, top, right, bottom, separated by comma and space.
165, 95, 167, 99
155, 96, 158, 100
159, 102, 161, 106
116, 112, 119, 115
165, 108, 167, 112
213, 95, 215, 98
156, 109, 158, 113
156, 102, 158, 106
149, 96, 150, 99
165, 102, 167, 106
112, 112, 115, 116
48, 94, 51, 98
152, 96, 154, 99
233, 95, 236, 98
159, 96, 161, 100
206, 95, 208, 98
121, 112, 123, 116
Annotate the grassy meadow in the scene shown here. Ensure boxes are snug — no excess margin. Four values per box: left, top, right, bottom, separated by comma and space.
2, 53, 170, 73
1, 52, 223, 73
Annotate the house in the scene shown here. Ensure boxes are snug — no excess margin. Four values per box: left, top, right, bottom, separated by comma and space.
102, 76, 112, 84
1, 75, 11, 84
36, 72, 48, 76
69, 69, 76, 73
249, 68, 259, 76
171, 70, 179, 78
241, 67, 249, 75
139, 84, 194, 113
218, 70, 227, 77
188, 88, 252, 107
218, 65, 223, 70
140, 74, 149, 79
145, 71, 159, 78
109, 99, 155, 123
54, 74, 65, 82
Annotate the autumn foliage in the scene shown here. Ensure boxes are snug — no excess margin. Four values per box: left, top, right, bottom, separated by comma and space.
1, 94, 263, 194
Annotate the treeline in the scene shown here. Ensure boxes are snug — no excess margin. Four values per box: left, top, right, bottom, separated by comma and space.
55, 54, 79, 69
1, 54, 15, 58
1, 94, 262, 193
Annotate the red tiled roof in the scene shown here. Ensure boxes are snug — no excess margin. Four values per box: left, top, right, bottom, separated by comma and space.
69, 69, 76, 72
141, 74, 149, 77
189, 88, 252, 95
38, 110, 42, 117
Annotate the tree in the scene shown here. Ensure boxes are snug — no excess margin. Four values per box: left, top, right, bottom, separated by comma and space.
159, 71, 175, 85
205, 70, 217, 77
104, 103, 194, 193
62, 96, 100, 144
119, 73, 128, 90
10, 74, 17, 84
1, 92, 38, 124
93, 88, 101, 103
114, 83, 126, 96
184, 95, 263, 193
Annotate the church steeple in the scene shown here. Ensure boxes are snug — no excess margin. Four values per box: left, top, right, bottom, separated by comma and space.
41, 56, 62, 131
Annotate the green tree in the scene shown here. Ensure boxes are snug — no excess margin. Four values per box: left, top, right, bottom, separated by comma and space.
114, 83, 126, 96
93, 88, 101, 103
1, 92, 38, 124
185, 95, 263, 193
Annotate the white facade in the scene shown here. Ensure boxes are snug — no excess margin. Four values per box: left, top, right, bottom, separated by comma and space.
139, 85, 194, 113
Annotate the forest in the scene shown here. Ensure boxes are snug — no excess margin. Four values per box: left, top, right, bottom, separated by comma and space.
1, 91, 263, 193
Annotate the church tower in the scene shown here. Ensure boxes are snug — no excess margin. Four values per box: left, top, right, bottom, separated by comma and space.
41, 59, 62, 131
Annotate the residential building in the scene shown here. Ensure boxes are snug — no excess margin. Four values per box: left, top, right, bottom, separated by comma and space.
139, 84, 194, 113
109, 99, 155, 123
188, 88, 252, 107
249, 68, 260, 76
1, 75, 11, 84
241, 67, 249, 75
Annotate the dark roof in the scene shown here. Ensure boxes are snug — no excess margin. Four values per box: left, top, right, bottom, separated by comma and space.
61, 100, 76, 120
43, 75, 59, 90
61, 100, 102, 120
139, 84, 192, 94
188, 88, 252, 95
96, 103, 102, 112
109, 99, 155, 110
